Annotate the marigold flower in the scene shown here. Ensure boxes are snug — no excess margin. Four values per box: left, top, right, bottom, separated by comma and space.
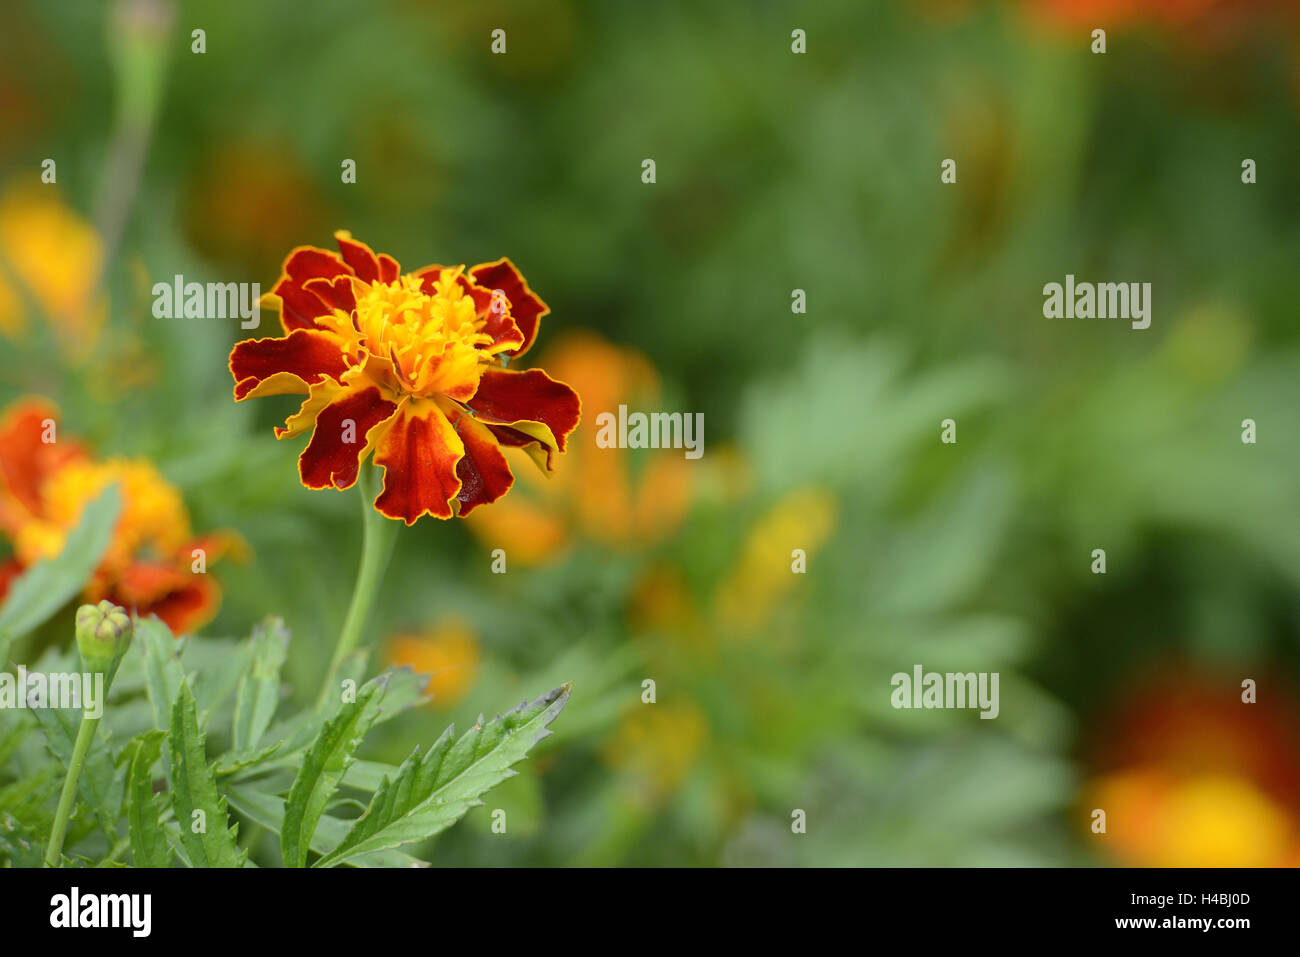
0, 398, 233, 634
229, 232, 580, 524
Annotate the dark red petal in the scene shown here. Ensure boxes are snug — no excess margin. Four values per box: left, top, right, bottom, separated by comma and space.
378, 254, 401, 283
335, 233, 381, 283
467, 368, 581, 452
469, 258, 549, 357
373, 401, 465, 524
271, 278, 334, 331
230, 330, 349, 400
303, 274, 357, 313
284, 246, 352, 284
452, 414, 515, 516
299, 386, 398, 490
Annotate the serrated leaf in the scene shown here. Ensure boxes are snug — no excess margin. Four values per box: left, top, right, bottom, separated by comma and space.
124, 730, 170, 867
167, 681, 245, 868
226, 785, 424, 868
232, 617, 289, 753
136, 616, 185, 734
0, 483, 121, 661
30, 705, 121, 839
317, 682, 570, 868
0, 812, 44, 867
281, 674, 388, 868
213, 741, 282, 778
369, 666, 430, 725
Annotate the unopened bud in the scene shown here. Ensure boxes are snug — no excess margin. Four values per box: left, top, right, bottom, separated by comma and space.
75, 600, 133, 676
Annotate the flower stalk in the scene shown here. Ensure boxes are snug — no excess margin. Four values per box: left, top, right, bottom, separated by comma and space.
44, 601, 133, 867
316, 464, 397, 710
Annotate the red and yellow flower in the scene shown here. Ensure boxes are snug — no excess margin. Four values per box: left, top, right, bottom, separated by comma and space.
1083, 671, 1300, 867
229, 232, 580, 523
0, 398, 234, 634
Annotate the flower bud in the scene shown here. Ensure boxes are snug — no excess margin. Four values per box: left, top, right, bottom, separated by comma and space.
75, 600, 133, 676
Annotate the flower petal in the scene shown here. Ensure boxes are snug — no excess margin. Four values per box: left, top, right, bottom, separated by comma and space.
266, 245, 354, 332
0, 398, 88, 532
264, 280, 333, 332
335, 231, 383, 284
303, 274, 358, 314
373, 398, 466, 523
466, 368, 581, 467
229, 329, 350, 400
470, 258, 549, 358
451, 413, 514, 516
377, 253, 401, 283
284, 245, 352, 284
299, 385, 399, 490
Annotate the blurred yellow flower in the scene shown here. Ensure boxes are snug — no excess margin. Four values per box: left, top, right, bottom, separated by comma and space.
0, 185, 106, 361
603, 700, 708, 805
1090, 770, 1297, 867
465, 330, 693, 563
714, 485, 838, 635
384, 619, 481, 708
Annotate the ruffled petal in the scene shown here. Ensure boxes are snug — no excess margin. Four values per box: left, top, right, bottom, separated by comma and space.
466, 368, 581, 469
335, 231, 383, 284
266, 245, 354, 333
373, 398, 466, 523
377, 254, 401, 283
299, 385, 399, 490
229, 329, 350, 400
470, 258, 549, 358
451, 413, 515, 516
303, 274, 358, 314
284, 246, 352, 284
264, 280, 333, 332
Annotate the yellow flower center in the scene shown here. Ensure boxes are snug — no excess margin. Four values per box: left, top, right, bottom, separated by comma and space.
350, 271, 495, 400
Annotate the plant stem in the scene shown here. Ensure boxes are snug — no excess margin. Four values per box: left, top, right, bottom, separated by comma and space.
316, 465, 397, 710
44, 713, 101, 867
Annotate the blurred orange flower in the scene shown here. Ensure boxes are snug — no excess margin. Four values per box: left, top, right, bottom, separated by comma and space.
383, 619, 481, 708
603, 700, 709, 805
0, 398, 235, 634
229, 232, 580, 524
1083, 671, 1300, 866
465, 330, 694, 563
0, 185, 107, 362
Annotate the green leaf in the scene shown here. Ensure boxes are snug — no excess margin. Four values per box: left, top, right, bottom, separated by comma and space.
317, 683, 570, 868
0, 812, 44, 867
281, 674, 387, 868
30, 705, 121, 839
213, 741, 282, 778
232, 617, 289, 753
167, 681, 245, 868
371, 665, 430, 725
226, 785, 424, 868
136, 616, 186, 734
124, 730, 170, 867
0, 483, 121, 659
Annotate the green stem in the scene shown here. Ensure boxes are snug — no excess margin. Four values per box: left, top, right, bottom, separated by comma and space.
44, 713, 101, 867
316, 465, 397, 710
